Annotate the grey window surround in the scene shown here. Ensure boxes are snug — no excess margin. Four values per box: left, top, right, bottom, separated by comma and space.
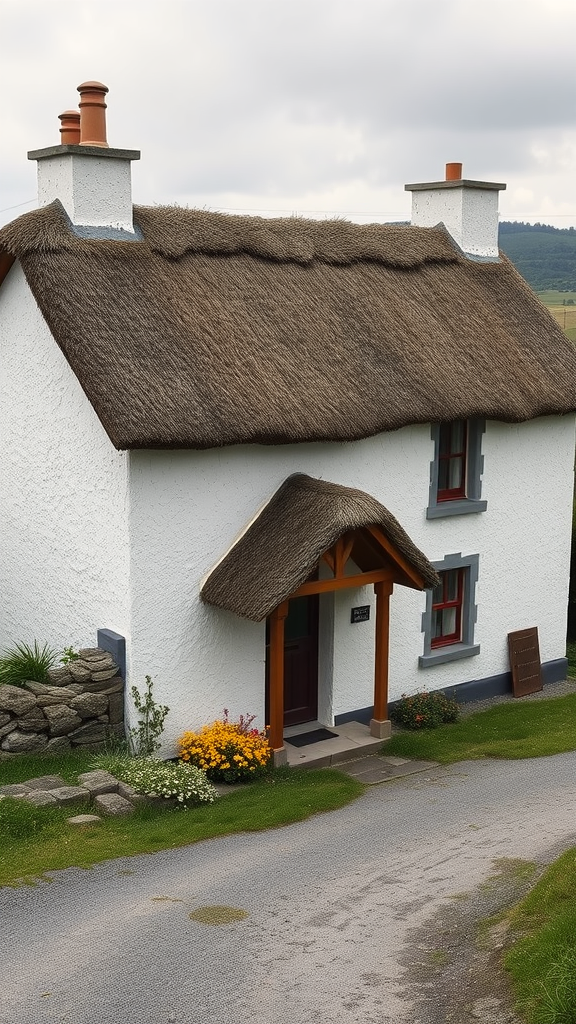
427, 419, 487, 519
419, 551, 480, 668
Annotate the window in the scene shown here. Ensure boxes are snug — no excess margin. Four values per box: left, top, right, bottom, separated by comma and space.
431, 568, 464, 648
420, 552, 480, 667
427, 419, 487, 519
437, 421, 467, 501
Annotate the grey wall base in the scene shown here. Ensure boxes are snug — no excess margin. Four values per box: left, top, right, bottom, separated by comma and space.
438, 658, 568, 704
334, 658, 569, 725
97, 629, 126, 680
335, 706, 374, 726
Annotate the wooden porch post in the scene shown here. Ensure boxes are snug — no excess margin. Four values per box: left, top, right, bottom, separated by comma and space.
268, 601, 289, 765
370, 579, 393, 739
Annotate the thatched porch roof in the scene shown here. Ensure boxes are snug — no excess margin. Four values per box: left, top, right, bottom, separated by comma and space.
201, 474, 440, 621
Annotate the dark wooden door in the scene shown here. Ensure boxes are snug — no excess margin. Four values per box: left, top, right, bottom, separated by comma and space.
283, 595, 319, 726
266, 594, 319, 728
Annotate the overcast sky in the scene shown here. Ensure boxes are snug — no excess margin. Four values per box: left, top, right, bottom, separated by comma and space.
1, 0, 575, 229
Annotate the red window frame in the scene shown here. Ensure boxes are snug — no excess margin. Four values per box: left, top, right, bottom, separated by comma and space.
437, 421, 467, 502
431, 569, 464, 648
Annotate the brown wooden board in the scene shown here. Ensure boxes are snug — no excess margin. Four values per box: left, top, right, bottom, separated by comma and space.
508, 627, 543, 697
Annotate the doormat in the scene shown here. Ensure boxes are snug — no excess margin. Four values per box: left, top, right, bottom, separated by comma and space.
285, 728, 338, 747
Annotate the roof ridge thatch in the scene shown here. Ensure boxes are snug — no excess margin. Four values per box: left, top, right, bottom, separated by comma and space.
1, 201, 575, 451
201, 474, 440, 621
0, 200, 460, 268
133, 205, 460, 267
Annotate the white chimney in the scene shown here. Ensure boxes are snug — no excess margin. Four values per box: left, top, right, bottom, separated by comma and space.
405, 162, 506, 259
28, 81, 140, 237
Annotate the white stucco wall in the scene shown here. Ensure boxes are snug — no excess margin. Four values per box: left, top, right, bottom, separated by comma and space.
332, 584, 375, 719
0, 263, 130, 652
392, 416, 575, 698
127, 415, 575, 750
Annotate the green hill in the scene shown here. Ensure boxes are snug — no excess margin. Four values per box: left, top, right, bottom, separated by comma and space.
498, 221, 576, 292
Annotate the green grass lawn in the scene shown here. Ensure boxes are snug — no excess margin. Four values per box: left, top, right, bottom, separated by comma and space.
504, 849, 576, 1024
0, 747, 97, 786
537, 292, 576, 342
385, 690, 576, 764
537, 290, 576, 305
0, 757, 363, 887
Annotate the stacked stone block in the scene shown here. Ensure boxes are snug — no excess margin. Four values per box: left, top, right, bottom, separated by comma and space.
0, 648, 124, 755
0, 770, 140, 817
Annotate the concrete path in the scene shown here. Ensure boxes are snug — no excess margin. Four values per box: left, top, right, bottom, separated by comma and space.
337, 753, 439, 784
1, 751, 576, 1024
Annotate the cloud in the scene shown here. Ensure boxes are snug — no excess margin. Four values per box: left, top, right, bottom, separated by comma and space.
1, 0, 575, 228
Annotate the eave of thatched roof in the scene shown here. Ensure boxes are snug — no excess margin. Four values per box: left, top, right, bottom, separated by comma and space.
200, 474, 440, 621
1, 200, 575, 451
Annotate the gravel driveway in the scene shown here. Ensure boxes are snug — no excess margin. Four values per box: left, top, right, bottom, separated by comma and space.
2, 751, 576, 1024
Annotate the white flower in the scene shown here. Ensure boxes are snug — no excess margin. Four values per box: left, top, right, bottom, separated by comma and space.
91, 755, 218, 806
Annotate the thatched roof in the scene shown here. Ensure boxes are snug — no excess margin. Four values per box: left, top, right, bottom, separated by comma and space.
201, 474, 440, 621
1, 200, 575, 450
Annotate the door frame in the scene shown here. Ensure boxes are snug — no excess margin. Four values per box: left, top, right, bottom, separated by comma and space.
265, 594, 319, 728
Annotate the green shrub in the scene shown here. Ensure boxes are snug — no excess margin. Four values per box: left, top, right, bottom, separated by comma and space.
60, 646, 80, 665
0, 641, 58, 688
389, 690, 459, 730
92, 753, 217, 807
128, 675, 170, 754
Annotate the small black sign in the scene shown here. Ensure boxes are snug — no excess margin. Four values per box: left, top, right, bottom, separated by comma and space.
351, 605, 370, 623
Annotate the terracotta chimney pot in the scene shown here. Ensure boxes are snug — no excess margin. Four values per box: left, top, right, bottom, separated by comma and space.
58, 110, 81, 146
445, 162, 463, 181
77, 81, 109, 148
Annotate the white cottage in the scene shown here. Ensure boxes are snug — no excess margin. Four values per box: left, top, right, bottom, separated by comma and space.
1, 83, 575, 761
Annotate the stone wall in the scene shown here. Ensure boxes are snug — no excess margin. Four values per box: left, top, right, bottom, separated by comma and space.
0, 648, 124, 756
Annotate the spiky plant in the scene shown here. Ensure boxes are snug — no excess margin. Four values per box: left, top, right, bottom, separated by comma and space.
0, 641, 59, 688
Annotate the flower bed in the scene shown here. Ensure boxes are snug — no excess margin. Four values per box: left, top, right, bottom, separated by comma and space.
389, 690, 459, 730
94, 754, 217, 806
178, 711, 271, 783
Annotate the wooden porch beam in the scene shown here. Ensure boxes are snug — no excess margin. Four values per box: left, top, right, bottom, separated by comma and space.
371, 579, 393, 739
366, 525, 426, 590
333, 533, 354, 577
268, 601, 289, 755
321, 548, 335, 573
291, 568, 394, 598
341, 533, 355, 568
334, 536, 345, 578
